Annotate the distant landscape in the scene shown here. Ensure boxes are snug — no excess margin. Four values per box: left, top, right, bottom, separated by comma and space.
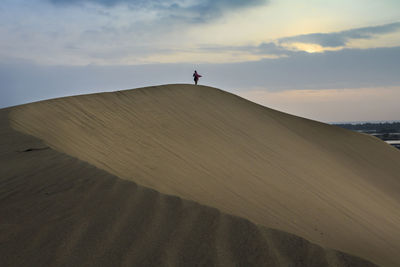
334, 122, 400, 149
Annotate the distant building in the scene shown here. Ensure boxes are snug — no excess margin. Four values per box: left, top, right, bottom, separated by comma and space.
333, 122, 400, 150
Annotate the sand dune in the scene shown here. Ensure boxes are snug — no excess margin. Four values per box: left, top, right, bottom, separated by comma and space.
0, 108, 375, 266
3, 84, 400, 266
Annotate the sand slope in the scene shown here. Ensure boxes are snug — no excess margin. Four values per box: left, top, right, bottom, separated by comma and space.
7, 84, 400, 266
0, 109, 375, 267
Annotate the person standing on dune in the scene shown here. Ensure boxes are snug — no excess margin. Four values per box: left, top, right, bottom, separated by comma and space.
193, 70, 202, 85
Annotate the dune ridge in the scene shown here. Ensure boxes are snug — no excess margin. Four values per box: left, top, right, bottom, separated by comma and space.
0, 108, 376, 266
7, 84, 400, 266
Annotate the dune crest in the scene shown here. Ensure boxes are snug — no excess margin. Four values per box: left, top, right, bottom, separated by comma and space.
9, 84, 400, 266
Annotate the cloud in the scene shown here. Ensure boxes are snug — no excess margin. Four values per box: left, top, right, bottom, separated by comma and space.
279, 22, 400, 48
198, 42, 300, 60
47, 0, 268, 22
201, 42, 293, 55
49, 0, 146, 7
199, 22, 400, 56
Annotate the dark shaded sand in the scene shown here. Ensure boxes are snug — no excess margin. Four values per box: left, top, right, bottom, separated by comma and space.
3, 84, 399, 266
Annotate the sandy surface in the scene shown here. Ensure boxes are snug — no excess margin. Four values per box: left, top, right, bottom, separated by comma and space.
0, 108, 375, 266
4, 84, 400, 266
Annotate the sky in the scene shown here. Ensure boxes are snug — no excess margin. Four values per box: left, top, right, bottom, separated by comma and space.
0, 0, 399, 122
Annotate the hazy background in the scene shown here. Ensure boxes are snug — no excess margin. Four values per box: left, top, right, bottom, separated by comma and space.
1, 0, 399, 122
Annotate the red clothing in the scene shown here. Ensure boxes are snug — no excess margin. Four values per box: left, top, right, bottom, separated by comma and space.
193, 72, 202, 79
